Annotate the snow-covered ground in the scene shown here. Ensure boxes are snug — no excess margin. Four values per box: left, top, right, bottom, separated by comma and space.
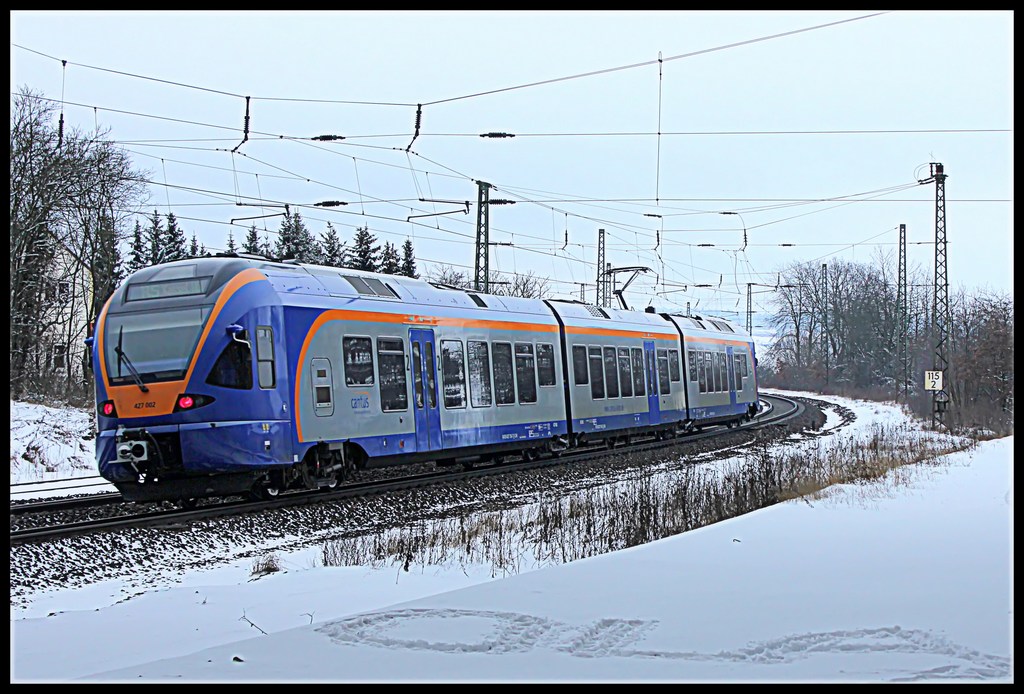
9, 391, 1014, 682
10, 400, 97, 482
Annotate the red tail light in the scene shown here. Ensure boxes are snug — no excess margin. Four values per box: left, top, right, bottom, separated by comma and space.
173, 393, 215, 413
99, 400, 117, 418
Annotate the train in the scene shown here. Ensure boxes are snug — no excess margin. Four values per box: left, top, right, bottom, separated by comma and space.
88, 254, 760, 505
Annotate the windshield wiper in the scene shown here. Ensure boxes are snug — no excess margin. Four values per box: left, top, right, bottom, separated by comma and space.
115, 326, 150, 393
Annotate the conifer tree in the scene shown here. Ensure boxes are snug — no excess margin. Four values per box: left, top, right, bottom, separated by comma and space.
163, 212, 188, 262
242, 224, 261, 254
189, 233, 200, 258
145, 209, 164, 265
127, 220, 147, 274
225, 229, 238, 254
400, 238, 418, 278
318, 222, 347, 267
349, 226, 380, 272
380, 241, 400, 275
274, 211, 317, 262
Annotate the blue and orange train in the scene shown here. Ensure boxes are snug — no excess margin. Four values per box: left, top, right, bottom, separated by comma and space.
89, 255, 760, 504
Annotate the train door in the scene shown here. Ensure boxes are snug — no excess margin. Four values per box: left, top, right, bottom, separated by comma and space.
409, 328, 442, 452
644, 340, 660, 426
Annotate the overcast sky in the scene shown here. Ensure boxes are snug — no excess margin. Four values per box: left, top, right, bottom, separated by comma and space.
10, 11, 1013, 320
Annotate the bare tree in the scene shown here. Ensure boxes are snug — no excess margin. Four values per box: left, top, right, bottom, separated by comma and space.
10, 86, 148, 402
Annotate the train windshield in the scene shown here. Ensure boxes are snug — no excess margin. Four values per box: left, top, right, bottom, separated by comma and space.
103, 307, 211, 385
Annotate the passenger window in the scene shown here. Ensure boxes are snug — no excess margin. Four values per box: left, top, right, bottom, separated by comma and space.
631, 347, 645, 396
377, 338, 408, 411
343, 336, 374, 386
492, 342, 515, 405
536, 343, 556, 387
572, 345, 589, 385
468, 340, 492, 407
718, 353, 728, 393
668, 349, 681, 382
441, 339, 466, 408
442, 341, 468, 411
256, 326, 275, 389
704, 352, 714, 393
710, 351, 720, 392
588, 346, 605, 399
515, 343, 537, 404
657, 349, 670, 395
617, 347, 632, 397
733, 354, 743, 391
698, 351, 707, 393
603, 347, 619, 398
688, 350, 698, 382
412, 342, 424, 408
425, 341, 436, 408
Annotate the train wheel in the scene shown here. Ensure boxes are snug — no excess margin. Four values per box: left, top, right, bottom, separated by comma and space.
250, 484, 281, 501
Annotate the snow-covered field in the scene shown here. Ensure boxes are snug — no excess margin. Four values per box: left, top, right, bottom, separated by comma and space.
9, 390, 1013, 682
10, 400, 97, 483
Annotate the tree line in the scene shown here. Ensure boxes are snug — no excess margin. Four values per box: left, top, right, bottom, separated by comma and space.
762, 251, 1013, 434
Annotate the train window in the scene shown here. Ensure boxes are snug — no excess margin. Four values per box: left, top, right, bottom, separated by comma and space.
440, 339, 467, 409
668, 349, 681, 382
733, 354, 743, 391
411, 342, 423, 408
631, 347, 645, 396
588, 346, 605, 399
424, 342, 436, 408
206, 337, 253, 390
617, 347, 633, 397
572, 345, 589, 385
657, 349, 670, 395
377, 338, 408, 412
492, 342, 515, 405
515, 343, 537, 404
704, 352, 713, 393
719, 353, 728, 392
468, 340, 492, 407
603, 347, 619, 398
536, 343, 556, 387
343, 337, 375, 387
711, 352, 721, 392
688, 350, 698, 382
740, 353, 749, 377
256, 326, 276, 389
697, 352, 707, 393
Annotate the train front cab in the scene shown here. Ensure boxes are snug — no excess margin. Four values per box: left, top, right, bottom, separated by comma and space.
93, 260, 296, 503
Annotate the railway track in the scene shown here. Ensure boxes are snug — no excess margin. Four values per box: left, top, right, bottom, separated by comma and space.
10, 394, 802, 546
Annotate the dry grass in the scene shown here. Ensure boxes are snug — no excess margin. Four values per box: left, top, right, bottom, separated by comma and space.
321, 422, 977, 577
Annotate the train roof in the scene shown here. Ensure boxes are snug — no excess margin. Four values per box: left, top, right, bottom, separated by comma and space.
114, 256, 750, 341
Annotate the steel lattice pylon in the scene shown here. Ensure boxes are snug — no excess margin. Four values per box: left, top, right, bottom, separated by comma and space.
931, 163, 950, 428
474, 181, 491, 292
